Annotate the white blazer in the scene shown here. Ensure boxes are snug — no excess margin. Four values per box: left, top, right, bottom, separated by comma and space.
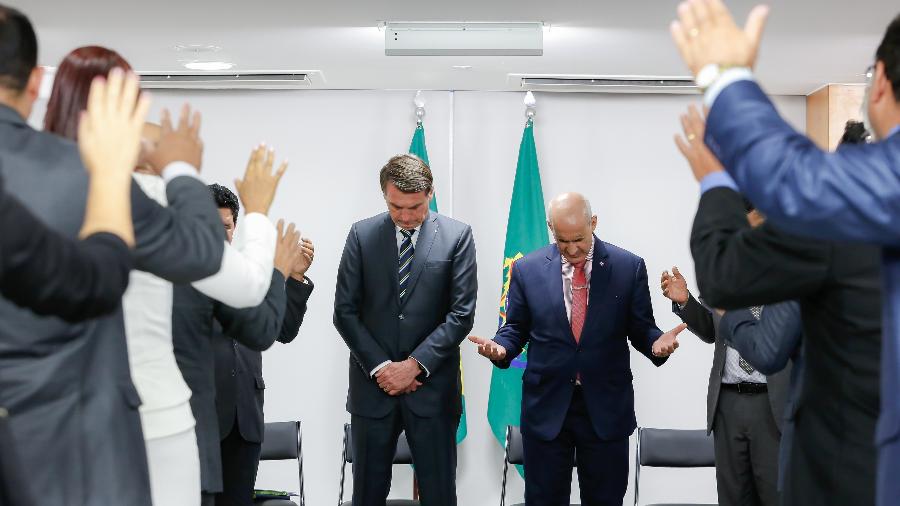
123, 170, 275, 440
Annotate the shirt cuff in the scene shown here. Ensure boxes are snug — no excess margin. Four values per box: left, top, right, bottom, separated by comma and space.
161, 161, 201, 183
700, 171, 740, 194
370, 361, 391, 378
410, 356, 430, 377
703, 67, 754, 108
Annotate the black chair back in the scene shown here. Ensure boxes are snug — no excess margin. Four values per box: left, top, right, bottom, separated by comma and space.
638, 428, 715, 467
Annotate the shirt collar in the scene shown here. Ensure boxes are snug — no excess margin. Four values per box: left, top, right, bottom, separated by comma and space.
396, 225, 420, 235
888, 124, 900, 139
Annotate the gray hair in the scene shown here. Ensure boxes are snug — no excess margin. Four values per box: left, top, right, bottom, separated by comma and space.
380, 154, 433, 194
547, 196, 592, 230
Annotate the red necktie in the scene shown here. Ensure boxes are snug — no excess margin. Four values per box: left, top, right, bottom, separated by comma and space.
571, 262, 587, 343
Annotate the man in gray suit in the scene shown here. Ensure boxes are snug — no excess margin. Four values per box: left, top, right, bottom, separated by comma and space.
0, 6, 224, 505
662, 265, 790, 506
334, 154, 477, 506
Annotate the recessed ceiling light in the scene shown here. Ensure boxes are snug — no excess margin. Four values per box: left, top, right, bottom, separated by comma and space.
183, 61, 234, 71
452, 65, 473, 70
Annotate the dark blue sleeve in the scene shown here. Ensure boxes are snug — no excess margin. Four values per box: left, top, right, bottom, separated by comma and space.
0, 180, 132, 321
626, 258, 667, 366
719, 301, 802, 375
707, 79, 900, 246
493, 260, 531, 369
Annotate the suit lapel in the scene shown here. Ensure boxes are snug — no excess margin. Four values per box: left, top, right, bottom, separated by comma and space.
379, 214, 401, 306
544, 246, 574, 340
399, 212, 438, 309
581, 237, 611, 342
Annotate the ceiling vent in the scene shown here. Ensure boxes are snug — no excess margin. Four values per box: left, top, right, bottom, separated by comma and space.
509, 74, 699, 94
139, 71, 324, 90
385, 22, 543, 56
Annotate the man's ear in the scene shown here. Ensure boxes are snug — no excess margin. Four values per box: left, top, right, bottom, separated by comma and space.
870, 61, 890, 106
24, 66, 44, 103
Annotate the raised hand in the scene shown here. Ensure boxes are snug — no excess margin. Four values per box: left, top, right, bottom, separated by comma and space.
145, 103, 203, 173
234, 144, 288, 216
273, 220, 303, 278
661, 266, 690, 305
674, 104, 724, 182
291, 237, 315, 281
78, 68, 150, 182
77, 68, 151, 246
468, 335, 507, 361
670, 0, 769, 77
653, 323, 688, 358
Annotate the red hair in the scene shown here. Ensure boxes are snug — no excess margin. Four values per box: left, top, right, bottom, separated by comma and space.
43, 46, 132, 141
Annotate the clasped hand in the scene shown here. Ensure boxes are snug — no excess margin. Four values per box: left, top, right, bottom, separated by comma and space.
375, 358, 422, 396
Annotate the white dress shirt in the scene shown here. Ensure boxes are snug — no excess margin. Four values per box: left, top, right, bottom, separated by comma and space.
370, 224, 430, 378
124, 170, 275, 440
561, 242, 595, 322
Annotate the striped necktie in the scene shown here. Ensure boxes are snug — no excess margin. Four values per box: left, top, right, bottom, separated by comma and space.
738, 306, 765, 374
399, 229, 416, 300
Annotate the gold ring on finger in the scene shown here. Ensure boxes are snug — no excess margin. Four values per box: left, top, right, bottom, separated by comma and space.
689, 28, 700, 38
687, 133, 696, 141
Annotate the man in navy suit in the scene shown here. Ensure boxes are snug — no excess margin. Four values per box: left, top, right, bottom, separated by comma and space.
669, 2, 900, 504
470, 192, 685, 505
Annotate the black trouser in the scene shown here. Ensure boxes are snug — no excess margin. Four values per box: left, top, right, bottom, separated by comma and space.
351, 403, 457, 506
713, 387, 781, 506
215, 417, 262, 506
522, 387, 629, 506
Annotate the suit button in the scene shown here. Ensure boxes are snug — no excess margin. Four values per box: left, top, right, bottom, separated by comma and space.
233, 342, 237, 348
399, 314, 405, 320
231, 370, 235, 377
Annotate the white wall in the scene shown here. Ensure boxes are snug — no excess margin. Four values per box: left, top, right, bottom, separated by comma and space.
33, 89, 805, 506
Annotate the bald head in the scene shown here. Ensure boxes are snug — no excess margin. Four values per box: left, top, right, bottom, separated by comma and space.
547, 192, 597, 265
547, 192, 592, 231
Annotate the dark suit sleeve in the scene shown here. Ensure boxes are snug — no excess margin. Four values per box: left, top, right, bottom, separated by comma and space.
720, 301, 803, 375
492, 259, 531, 369
690, 186, 830, 309
410, 225, 478, 374
214, 270, 286, 352
131, 175, 224, 283
627, 258, 667, 366
0, 184, 132, 322
277, 276, 313, 344
707, 79, 900, 246
672, 293, 716, 344
333, 224, 392, 373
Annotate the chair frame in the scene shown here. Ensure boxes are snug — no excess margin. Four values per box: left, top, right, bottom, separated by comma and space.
336, 423, 419, 506
258, 420, 305, 506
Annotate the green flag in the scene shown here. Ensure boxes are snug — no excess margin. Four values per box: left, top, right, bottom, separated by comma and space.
487, 119, 548, 474
408, 122, 466, 443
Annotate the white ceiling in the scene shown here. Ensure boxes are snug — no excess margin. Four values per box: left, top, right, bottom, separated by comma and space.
12, 0, 898, 94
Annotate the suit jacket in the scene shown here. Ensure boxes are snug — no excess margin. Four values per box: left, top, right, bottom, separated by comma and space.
0, 171, 131, 321
334, 211, 477, 419
720, 301, 803, 491
691, 185, 882, 505
172, 269, 288, 493
705, 80, 900, 503
0, 105, 223, 506
215, 277, 313, 444
492, 236, 667, 442
673, 294, 791, 433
